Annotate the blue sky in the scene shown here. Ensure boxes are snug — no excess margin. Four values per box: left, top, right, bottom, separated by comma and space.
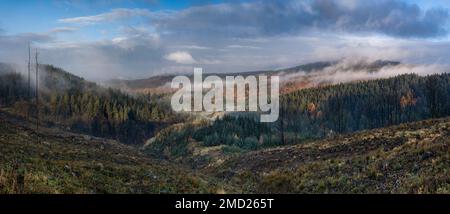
0, 0, 449, 80
0, 0, 224, 35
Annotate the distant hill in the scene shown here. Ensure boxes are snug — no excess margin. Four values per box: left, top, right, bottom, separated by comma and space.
38, 64, 97, 92
107, 60, 403, 94
0, 62, 16, 74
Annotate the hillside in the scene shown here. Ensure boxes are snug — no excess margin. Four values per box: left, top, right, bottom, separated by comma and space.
143, 73, 450, 170
0, 111, 221, 194
210, 117, 450, 193
107, 60, 403, 94
1, 107, 448, 194
0, 64, 179, 145
0, 63, 16, 75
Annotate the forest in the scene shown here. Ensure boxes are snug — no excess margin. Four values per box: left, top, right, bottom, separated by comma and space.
0, 65, 177, 144
180, 73, 450, 150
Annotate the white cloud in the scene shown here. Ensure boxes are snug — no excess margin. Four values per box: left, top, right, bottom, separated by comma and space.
49, 27, 78, 34
310, 60, 449, 85
172, 45, 211, 50
226, 45, 261, 49
58, 8, 152, 25
165, 51, 197, 64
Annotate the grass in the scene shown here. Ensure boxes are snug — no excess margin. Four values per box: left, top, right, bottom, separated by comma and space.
210, 117, 450, 193
1, 109, 448, 194
0, 112, 222, 194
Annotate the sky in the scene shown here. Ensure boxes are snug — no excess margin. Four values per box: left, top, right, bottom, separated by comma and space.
0, 0, 449, 80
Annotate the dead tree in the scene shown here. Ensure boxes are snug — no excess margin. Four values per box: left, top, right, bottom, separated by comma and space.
27, 43, 31, 121
35, 50, 39, 143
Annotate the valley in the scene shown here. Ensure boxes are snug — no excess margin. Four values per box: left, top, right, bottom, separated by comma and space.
0, 60, 449, 193
1, 108, 448, 193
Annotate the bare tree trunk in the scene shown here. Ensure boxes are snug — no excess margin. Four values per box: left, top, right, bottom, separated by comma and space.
27, 43, 31, 122
35, 50, 39, 143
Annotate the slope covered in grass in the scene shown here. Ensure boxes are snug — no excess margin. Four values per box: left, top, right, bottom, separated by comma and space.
211, 118, 450, 193
0, 111, 220, 194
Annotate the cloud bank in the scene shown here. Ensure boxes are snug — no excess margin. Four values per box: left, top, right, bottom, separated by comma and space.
153, 0, 449, 38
